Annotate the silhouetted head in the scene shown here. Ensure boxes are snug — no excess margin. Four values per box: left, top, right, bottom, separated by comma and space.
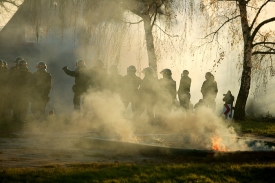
76, 60, 86, 68
127, 65, 137, 75
3, 61, 8, 69
182, 70, 189, 76
15, 56, 23, 65
0, 60, 3, 68
142, 67, 154, 76
18, 60, 28, 69
36, 61, 47, 71
205, 72, 213, 80
160, 68, 172, 78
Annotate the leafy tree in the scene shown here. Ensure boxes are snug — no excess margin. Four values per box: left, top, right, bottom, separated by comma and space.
199, 0, 275, 120
23, 0, 195, 74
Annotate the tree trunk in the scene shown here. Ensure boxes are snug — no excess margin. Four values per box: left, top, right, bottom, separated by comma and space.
233, 63, 251, 120
142, 14, 158, 75
233, 0, 252, 120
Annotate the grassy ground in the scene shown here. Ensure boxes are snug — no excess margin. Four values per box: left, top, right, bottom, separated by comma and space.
235, 120, 275, 137
1, 162, 275, 183
1, 116, 275, 182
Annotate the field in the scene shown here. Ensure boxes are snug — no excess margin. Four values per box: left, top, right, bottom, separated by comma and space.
1, 117, 275, 182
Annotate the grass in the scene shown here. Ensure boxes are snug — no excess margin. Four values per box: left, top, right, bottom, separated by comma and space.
1, 162, 275, 183
235, 120, 275, 137
1, 116, 275, 182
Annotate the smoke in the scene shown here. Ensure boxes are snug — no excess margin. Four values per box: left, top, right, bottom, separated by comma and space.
22, 86, 274, 152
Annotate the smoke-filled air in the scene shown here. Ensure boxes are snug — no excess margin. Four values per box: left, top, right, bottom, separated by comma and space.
0, 0, 275, 155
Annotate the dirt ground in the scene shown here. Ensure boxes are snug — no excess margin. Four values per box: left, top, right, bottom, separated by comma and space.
0, 132, 162, 168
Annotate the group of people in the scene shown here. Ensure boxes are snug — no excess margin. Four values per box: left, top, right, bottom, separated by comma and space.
0, 57, 51, 122
63, 60, 219, 123
0, 57, 221, 123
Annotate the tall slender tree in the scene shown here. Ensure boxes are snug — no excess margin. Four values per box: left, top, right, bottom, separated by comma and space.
200, 0, 275, 120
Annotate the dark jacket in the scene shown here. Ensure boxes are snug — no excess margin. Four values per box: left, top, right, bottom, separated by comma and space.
29, 69, 52, 97
158, 76, 177, 103
7, 67, 32, 96
63, 66, 90, 93
178, 75, 191, 93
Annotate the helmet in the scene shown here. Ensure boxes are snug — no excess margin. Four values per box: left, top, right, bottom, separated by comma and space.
182, 70, 189, 75
142, 67, 153, 75
37, 61, 47, 70
109, 65, 118, 74
18, 60, 28, 68
76, 60, 86, 67
160, 68, 172, 76
15, 56, 23, 64
3, 61, 8, 68
95, 60, 104, 68
127, 65, 137, 73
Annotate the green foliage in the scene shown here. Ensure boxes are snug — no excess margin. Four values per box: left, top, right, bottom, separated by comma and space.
1, 163, 275, 182
236, 119, 275, 137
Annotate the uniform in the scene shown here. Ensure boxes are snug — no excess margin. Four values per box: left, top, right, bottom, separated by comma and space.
63, 60, 90, 110
138, 68, 158, 120
156, 69, 176, 120
30, 63, 52, 120
121, 66, 141, 116
178, 71, 191, 109
0, 60, 8, 117
201, 72, 218, 110
7, 60, 31, 122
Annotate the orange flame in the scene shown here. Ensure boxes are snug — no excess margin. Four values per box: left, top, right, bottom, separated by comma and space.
211, 136, 228, 151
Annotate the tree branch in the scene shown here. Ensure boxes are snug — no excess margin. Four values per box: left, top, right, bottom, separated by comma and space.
203, 15, 240, 40
251, 17, 275, 41
253, 42, 275, 47
153, 24, 179, 38
250, 0, 271, 29
122, 19, 143, 24
252, 51, 275, 56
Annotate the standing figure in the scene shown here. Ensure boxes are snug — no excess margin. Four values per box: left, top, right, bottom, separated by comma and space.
0, 60, 8, 118
178, 70, 191, 110
63, 60, 90, 110
107, 65, 123, 94
223, 90, 234, 118
201, 72, 218, 111
122, 65, 141, 118
5, 57, 23, 116
89, 60, 107, 92
138, 67, 158, 121
29, 62, 52, 120
7, 60, 31, 122
156, 69, 176, 118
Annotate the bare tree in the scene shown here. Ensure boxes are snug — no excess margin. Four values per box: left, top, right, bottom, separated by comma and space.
0, 0, 21, 24
200, 0, 275, 120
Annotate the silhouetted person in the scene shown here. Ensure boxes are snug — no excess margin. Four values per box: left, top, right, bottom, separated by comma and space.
89, 60, 107, 92
0, 60, 8, 118
122, 65, 141, 119
107, 65, 123, 94
178, 70, 191, 110
223, 90, 234, 118
30, 62, 52, 120
201, 72, 218, 111
223, 90, 234, 106
138, 67, 158, 122
156, 69, 176, 121
5, 57, 23, 116
7, 60, 31, 122
63, 60, 90, 110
